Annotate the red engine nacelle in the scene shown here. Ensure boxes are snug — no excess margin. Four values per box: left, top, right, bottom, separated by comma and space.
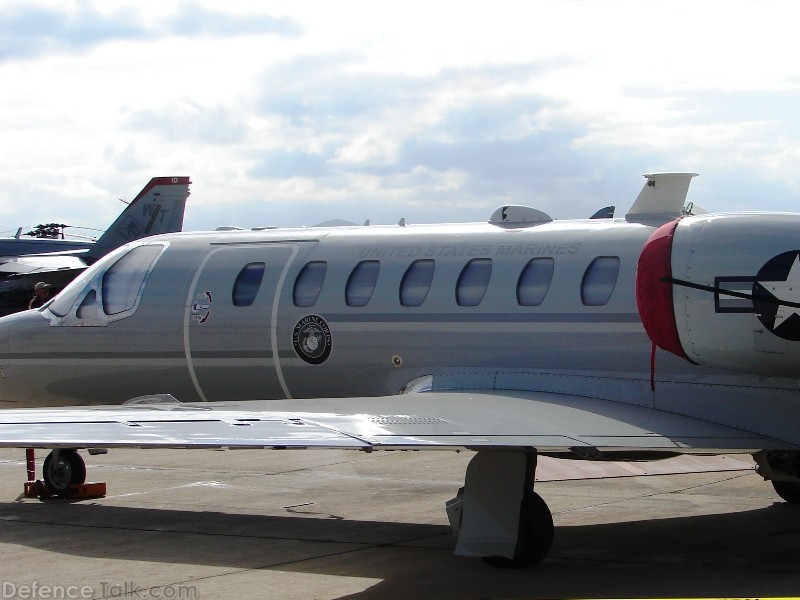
637, 213, 800, 378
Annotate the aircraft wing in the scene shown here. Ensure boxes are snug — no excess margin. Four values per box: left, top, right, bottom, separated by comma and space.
0, 391, 787, 453
0, 254, 88, 276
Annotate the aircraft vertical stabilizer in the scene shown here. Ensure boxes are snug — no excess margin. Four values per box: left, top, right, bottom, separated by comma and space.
85, 176, 191, 261
625, 173, 698, 225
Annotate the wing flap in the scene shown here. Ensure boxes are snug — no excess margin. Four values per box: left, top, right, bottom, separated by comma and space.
295, 391, 777, 450
0, 390, 790, 452
0, 409, 368, 449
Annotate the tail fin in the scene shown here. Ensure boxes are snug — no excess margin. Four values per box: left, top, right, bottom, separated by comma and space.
86, 176, 190, 261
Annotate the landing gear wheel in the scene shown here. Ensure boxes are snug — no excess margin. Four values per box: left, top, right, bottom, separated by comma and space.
43, 450, 86, 496
482, 490, 554, 568
773, 480, 800, 503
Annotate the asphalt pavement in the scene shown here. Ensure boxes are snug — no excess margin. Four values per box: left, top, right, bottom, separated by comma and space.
0, 448, 798, 599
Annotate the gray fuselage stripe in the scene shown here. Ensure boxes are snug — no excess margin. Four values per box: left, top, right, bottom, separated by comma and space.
319, 312, 640, 323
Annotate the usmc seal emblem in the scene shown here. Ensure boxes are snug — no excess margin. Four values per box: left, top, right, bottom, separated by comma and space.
293, 315, 332, 364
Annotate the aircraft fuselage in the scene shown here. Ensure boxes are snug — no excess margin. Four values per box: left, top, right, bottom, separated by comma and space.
0, 219, 654, 404
0, 214, 799, 449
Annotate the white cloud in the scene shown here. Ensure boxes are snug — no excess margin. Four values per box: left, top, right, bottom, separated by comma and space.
0, 0, 799, 235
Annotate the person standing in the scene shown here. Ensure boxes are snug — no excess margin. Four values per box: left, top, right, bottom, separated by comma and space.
28, 282, 51, 309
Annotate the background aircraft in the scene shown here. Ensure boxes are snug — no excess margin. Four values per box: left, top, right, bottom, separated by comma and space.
0, 176, 190, 314
0, 172, 797, 568
0, 223, 103, 256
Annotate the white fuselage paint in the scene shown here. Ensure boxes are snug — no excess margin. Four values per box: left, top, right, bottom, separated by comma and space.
0, 216, 798, 446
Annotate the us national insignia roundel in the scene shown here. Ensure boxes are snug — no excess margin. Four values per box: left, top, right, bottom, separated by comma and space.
752, 250, 800, 341
292, 315, 332, 364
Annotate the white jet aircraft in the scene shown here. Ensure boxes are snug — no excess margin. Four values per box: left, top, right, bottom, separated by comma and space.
0, 172, 798, 568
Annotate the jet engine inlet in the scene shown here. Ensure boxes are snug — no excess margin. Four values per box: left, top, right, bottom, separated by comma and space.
636, 219, 689, 361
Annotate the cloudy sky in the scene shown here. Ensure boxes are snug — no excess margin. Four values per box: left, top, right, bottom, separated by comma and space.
1, 0, 798, 237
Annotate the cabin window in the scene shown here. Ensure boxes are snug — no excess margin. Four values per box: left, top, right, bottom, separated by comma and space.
517, 258, 554, 306
293, 261, 327, 307
581, 256, 620, 306
102, 245, 164, 315
456, 258, 492, 307
400, 260, 435, 307
232, 262, 265, 307
346, 260, 380, 307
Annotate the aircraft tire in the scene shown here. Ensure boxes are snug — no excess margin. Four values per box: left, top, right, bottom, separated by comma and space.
43, 449, 86, 496
772, 480, 800, 503
482, 490, 554, 568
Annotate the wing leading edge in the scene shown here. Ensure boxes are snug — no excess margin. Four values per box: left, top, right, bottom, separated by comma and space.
0, 390, 788, 453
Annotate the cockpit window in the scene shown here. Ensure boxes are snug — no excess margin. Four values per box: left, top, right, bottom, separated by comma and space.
232, 262, 265, 307
102, 245, 164, 315
76, 289, 99, 320
48, 269, 98, 318
46, 242, 166, 325
47, 244, 133, 318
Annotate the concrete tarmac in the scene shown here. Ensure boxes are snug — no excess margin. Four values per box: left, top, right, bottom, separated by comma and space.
0, 447, 798, 599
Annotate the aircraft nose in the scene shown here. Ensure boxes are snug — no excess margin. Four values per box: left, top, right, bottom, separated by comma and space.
0, 309, 50, 350
0, 309, 55, 406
